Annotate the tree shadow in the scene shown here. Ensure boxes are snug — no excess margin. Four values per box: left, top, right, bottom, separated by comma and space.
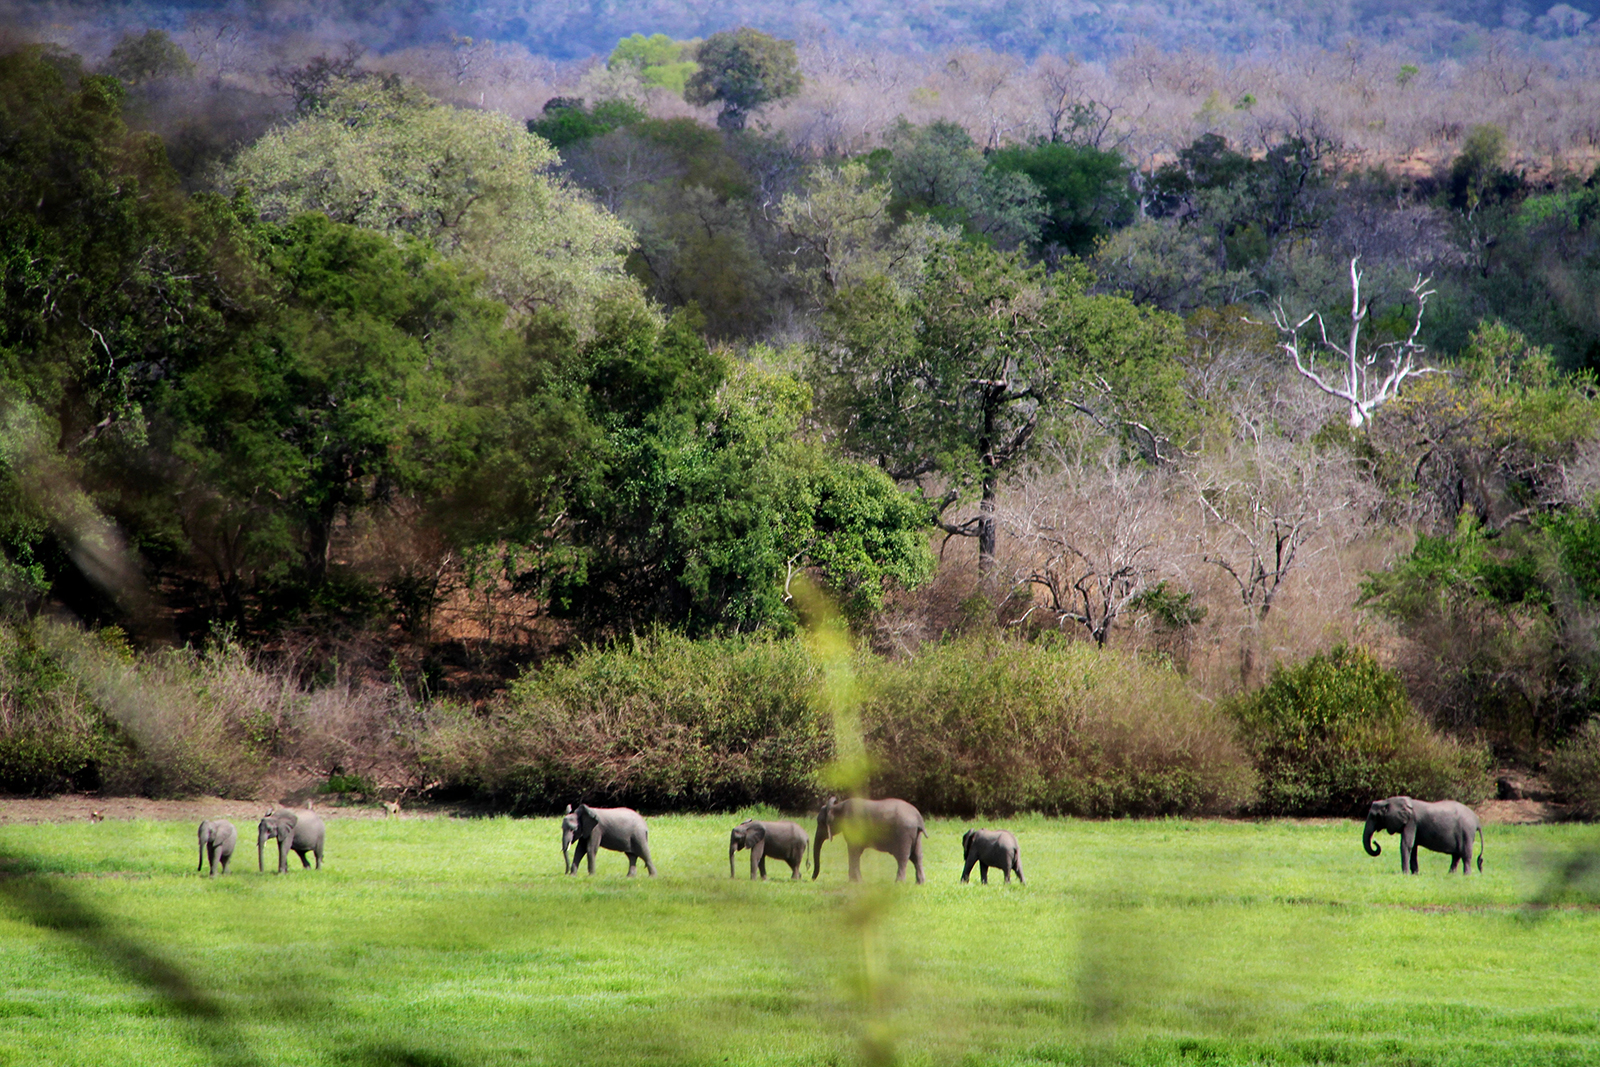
0, 848, 264, 1067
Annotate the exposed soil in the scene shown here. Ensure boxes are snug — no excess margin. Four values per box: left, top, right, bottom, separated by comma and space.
0, 794, 462, 825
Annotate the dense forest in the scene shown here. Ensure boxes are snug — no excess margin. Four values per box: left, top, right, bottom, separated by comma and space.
3, 11, 1600, 817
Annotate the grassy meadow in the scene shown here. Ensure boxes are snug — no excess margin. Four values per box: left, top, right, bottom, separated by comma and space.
0, 813, 1596, 1066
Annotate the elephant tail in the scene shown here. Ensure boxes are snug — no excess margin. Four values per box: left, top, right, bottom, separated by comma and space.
1476, 825, 1484, 873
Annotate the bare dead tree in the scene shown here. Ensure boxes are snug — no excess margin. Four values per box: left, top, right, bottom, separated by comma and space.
1266, 257, 1437, 427
1191, 439, 1354, 683
1000, 447, 1178, 646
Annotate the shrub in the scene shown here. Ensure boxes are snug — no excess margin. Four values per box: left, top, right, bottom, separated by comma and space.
1549, 718, 1600, 817
0, 624, 113, 794
859, 636, 1257, 816
1227, 645, 1490, 816
416, 630, 831, 812
0, 620, 413, 799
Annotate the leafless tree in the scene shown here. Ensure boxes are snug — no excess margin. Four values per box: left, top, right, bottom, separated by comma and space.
1191, 438, 1358, 683
1266, 257, 1438, 428
1000, 445, 1181, 646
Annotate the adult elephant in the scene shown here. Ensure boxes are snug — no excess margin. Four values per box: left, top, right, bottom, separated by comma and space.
258, 809, 325, 873
566, 804, 656, 877
197, 819, 236, 877
960, 828, 1024, 885
729, 819, 809, 880
812, 796, 927, 883
1363, 796, 1483, 874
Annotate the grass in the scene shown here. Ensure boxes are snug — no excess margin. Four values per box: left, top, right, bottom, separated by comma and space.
0, 813, 1597, 1066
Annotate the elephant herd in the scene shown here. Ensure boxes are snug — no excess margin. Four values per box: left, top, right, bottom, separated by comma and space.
561, 796, 1002, 884
193, 808, 326, 876
190, 793, 1485, 882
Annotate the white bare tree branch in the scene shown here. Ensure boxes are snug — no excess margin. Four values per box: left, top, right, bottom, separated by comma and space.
1265, 256, 1438, 428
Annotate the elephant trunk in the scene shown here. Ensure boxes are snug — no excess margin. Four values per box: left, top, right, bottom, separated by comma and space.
812, 828, 825, 880
258, 824, 269, 871
729, 834, 739, 879
1363, 815, 1382, 857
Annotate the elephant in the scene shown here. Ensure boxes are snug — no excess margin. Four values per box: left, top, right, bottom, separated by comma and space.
729, 819, 809, 880
565, 804, 656, 877
960, 828, 1024, 885
197, 819, 237, 877
1363, 796, 1483, 874
258, 808, 325, 873
812, 796, 927, 884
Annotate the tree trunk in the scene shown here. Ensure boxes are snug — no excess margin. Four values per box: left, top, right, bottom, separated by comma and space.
977, 476, 997, 578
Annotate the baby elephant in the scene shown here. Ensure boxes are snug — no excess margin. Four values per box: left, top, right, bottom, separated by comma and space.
729, 819, 809, 880
961, 828, 1024, 885
197, 819, 236, 877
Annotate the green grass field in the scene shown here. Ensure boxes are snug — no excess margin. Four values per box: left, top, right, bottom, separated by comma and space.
0, 812, 1597, 1066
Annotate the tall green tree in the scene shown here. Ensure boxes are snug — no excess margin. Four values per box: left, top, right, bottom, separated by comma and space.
683, 27, 801, 132
228, 77, 637, 332
164, 214, 509, 601
815, 244, 1190, 574
0, 45, 257, 620
499, 303, 931, 635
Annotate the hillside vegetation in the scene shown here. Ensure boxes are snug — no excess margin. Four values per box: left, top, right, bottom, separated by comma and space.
2, 20, 1599, 812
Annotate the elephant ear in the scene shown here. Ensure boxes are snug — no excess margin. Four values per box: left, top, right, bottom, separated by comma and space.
1397, 796, 1416, 823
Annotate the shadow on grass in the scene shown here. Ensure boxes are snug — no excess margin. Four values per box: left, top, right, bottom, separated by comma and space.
0, 847, 465, 1067
0, 846, 264, 1067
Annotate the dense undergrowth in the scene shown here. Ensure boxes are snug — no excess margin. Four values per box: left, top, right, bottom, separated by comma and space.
0, 620, 1500, 816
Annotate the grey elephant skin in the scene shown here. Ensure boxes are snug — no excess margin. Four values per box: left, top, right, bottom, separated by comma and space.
1363, 796, 1483, 874
729, 819, 809, 880
560, 809, 590, 874
960, 828, 1024, 884
566, 804, 656, 877
257, 809, 325, 873
197, 819, 236, 877
813, 796, 927, 883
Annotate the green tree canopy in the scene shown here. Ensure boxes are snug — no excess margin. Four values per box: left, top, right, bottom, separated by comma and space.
683, 27, 801, 132
815, 243, 1190, 573
877, 119, 1045, 249
987, 140, 1134, 256
228, 77, 638, 332
489, 304, 932, 635
163, 213, 513, 602
101, 30, 194, 85
0, 45, 258, 620
608, 34, 699, 95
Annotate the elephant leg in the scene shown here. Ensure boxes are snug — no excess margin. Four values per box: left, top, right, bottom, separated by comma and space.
1401, 827, 1417, 874
299, 848, 311, 869
848, 844, 864, 882
220, 852, 230, 876
979, 862, 989, 885
751, 840, 766, 881
587, 828, 604, 874
911, 836, 925, 885
626, 854, 639, 877
314, 844, 322, 870
1002, 863, 1011, 884
640, 840, 657, 877
961, 856, 976, 883
1013, 858, 1024, 886
789, 858, 803, 880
